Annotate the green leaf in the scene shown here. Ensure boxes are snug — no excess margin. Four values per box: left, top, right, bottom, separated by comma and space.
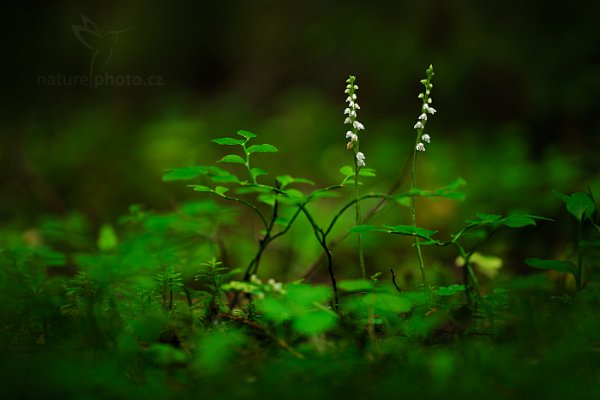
251, 168, 268, 178
363, 292, 412, 313
218, 155, 246, 164
340, 165, 354, 177
553, 190, 596, 221
469, 213, 502, 225
501, 213, 551, 228
286, 284, 331, 307
276, 175, 315, 189
211, 137, 245, 145
205, 166, 241, 184
338, 280, 374, 291
359, 168, 376, 177
162, 166, 208, 181
235, 185, 272, 195
525, 258, 576, 274
97, 224, 118, 252
347, 224, 386, 233
214, 186, 229, 196
384, 225, 438, 239
436, 284, 465, 296
292, 310, 337, 335
190, 184, 212, 192
247, 144, 278, 154
236, 130, 256, 139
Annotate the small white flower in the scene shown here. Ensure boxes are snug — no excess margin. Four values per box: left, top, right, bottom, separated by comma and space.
344, 108, 351, 115
426, 89, 430, 95
414, 121, 424, 129
344, 117, 352, 124
428, 98, 432, 104
344, 88, 350, 94
418, 93, 424, 99
352, 94, 357, 100
353, 85, 359, 90
354, 103, 360, 109
422, 104, 429, 112
427, 107, 436, 115
419, 113, 428, 121
422, 133, 431, 143
346, 131, 358, 141
350, 110, 357, 117
353, 120, 365, 130
346, 96, 352, 103
356, 151, 366, 167
416, 143, 426, 151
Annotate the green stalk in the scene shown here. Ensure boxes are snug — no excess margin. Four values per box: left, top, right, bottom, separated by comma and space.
354, 156, 366, 279
411, 143, 427, 286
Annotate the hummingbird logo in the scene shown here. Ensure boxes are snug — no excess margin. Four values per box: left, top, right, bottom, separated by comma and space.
72, 15, 133, 82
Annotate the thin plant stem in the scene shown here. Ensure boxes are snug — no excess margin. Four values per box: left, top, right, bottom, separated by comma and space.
411, 147, 427, 286
354, 162, 366, 279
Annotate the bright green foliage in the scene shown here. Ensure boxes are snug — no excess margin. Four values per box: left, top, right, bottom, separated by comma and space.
97, 224, 118, 252
553, 190, 596, 221
259, 284, 337, 336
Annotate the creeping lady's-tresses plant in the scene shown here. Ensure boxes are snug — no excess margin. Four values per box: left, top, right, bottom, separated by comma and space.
411, 65, 437, 286
344, 75, 367, 279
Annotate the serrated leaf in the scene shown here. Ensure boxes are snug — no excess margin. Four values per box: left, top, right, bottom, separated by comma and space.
525, 258, 576, 274
553, 190, 596, 221
162, 166, 208, 181
236, 130, 256, 139
247, 144, 278, 154
218, 155, 246, 164
211, 137, 245, 145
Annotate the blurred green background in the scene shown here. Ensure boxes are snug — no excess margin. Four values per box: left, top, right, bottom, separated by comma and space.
1, 0, 599, 281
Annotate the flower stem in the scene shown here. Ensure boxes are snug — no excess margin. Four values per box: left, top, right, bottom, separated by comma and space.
410, 148, 427, 286
354, 159, 366, 279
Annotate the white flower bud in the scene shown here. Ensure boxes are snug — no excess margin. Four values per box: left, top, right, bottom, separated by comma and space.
353, 120, 365, 130
422, 134, 431, 143
356, 151, 366, 167
414, 121, 424, 129
416, 143, 426, 151
419, 113, 428, 121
